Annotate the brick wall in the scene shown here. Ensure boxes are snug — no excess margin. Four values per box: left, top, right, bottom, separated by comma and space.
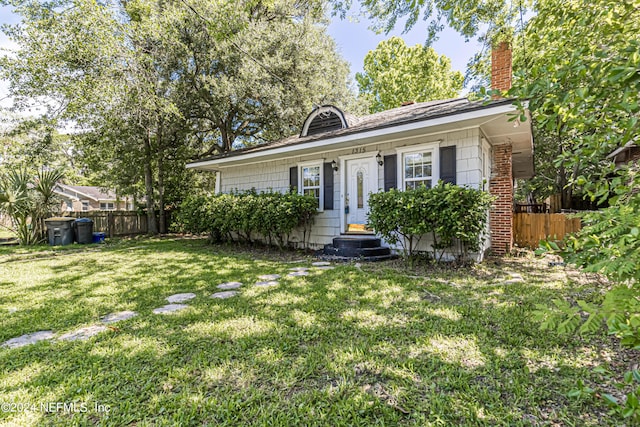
489, 144, 513, 254
491, 42, 512, 96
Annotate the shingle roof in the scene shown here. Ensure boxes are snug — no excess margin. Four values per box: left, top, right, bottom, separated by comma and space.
56, 184, 117, 201
195, 97, 514, 162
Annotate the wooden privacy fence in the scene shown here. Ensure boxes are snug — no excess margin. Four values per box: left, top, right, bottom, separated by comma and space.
67, 211, 149, 237
513, 213, 582, 248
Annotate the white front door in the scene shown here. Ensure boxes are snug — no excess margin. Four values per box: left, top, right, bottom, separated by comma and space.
345, 157, 377, 229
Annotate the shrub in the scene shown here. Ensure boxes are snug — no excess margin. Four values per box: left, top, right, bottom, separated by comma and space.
367, 182, 493, 261
535, 194, 640, 423
174, 190, 318, 248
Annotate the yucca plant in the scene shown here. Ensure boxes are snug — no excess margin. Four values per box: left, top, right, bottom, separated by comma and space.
0, 168, 64, 244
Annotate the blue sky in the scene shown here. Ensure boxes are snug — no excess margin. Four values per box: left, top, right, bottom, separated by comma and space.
0, 4, 482, 110
327, 12, 480, 79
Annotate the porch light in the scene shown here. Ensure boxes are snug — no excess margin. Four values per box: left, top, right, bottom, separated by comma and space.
331, 160, 338, 171
376, 152, 383, 166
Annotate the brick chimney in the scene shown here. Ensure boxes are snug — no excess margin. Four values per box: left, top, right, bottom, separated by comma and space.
489, 145, 514, 255
491, 42, 512, 97
488, 42, 514, 255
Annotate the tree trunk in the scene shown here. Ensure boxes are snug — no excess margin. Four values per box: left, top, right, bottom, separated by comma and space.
157, 151, 166, 234
144, 129, 158, 234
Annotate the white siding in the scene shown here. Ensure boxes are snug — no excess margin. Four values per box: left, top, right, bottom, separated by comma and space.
218, 128, 485, 254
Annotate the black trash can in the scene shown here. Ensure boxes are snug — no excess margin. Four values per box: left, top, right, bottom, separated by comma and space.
44, 217, 76, 246
74, 218, 94, 244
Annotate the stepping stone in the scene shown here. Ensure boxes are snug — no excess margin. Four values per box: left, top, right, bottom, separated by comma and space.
503, 273, 524, 285
58, 325, 108, 342
312, 262, 331, 266
258, 274, 281, 280
211, 291, 238, 299
289, 267, 309, 272
166, 293, 196, 303
2, 331, 54, 349
217, 282, 243, 290
255, 281, 279, 287
100, 311, 138, 324
152, 304, 189, 314
315, 266, 335, 270
288, 271, 309, 277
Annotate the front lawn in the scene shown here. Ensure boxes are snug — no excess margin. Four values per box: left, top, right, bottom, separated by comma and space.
0, 238, 621, 425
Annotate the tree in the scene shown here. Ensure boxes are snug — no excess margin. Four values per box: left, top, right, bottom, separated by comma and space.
336, 0, 528, 43
1, 0, 359, 233
516, 1, 640, 420
510, 0, 640, 208
1, 115, 89, 184
168, 0, 359, 156
355, 37, 463, 113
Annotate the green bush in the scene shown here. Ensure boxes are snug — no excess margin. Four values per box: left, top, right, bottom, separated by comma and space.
174, 190, 318, 248
367, 182, 493, 261
535, 193, 640, 423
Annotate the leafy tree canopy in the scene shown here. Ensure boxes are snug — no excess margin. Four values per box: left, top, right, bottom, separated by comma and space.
511, 0, 640, 205
1, 0, 360, 232
356, 36, 463, 113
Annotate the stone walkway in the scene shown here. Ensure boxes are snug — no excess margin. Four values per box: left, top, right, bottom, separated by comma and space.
211, 291, 238, 299
2, 261, 333, 349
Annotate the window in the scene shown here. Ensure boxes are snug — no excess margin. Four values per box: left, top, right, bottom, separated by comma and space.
100, 202, 115, 211
81, 201, 89, 211
299, 162, 323, 210
403, 151, 433, 189
396, 143, 440, 190
65, 200, 73, 211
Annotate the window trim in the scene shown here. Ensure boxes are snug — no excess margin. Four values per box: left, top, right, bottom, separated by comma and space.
100, 202, 116, 211
298, 161, 324, 212
81, 201, 90, 211
396, 142, 440, 190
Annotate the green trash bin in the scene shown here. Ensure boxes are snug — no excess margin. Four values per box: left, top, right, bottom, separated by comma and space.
74, 218, 94, 244
44, 217, 76, 246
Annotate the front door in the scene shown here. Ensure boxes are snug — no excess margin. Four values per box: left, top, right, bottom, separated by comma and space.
345, 157, 377, 232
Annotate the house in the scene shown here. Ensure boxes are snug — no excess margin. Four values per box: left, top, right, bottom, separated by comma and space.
187, 43, 534, 258
607, 140, 640, 167
53, 183, 135, 212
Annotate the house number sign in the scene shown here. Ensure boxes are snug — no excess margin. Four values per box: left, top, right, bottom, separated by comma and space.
351, 147, 366, 154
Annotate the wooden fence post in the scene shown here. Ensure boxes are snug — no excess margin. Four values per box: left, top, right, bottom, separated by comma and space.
107, 212, 115, 238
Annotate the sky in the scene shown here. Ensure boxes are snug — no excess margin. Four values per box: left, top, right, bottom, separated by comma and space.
327, 11, 480, 80
0, 4, 482, 112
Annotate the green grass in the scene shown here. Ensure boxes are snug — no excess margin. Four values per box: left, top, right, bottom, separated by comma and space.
0, 238, 619, 426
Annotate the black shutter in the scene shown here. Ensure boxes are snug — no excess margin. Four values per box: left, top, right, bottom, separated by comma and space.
289, 166, 298, 192
384, 154, 397, 191
440, 146, 456, 184
323, 163, 334, 210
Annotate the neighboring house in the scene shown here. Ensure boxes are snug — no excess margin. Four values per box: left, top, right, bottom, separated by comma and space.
607, 140, 640, 167
54, 183, 135, 212
187, 43, 534, 258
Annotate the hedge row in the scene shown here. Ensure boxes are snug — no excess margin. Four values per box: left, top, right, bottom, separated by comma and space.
174, 190, 319, 248
367, 183, 494, 260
